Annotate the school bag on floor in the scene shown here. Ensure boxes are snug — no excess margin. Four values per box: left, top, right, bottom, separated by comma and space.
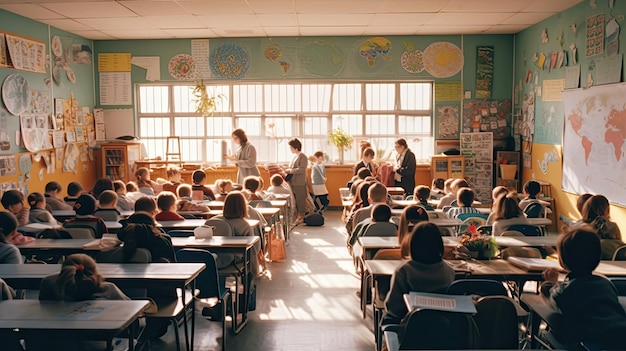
304, 211, 324, 226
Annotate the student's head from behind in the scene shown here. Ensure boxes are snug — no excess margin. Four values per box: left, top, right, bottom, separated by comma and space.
355, 181, 373, 207
456, 187, 475, 207
371, 203, 392, 222
368, 182, 388, 203
362, 147, 375, 162
135, 167, 150, 181
582, 194, 610, 223
92, 178, 114, 199
126, 181, 139, 193
215, 179, 233, 194
177, 184, 192, 198
243, 176, 261, 193
74, 194, 97, 216
414, 185, 430, 201
113, 180, 126, 194
27, 192, 46, 209
166, 167, 181, 182
576, 193, 593, 216
157, 191, 178, 212
443, 178, 454, 193
451, 178, 469, 192
432, 178, 445, 190
399, 205, 429, 245
356, 167, 372, 180
557, 227, 601, 275
134, 196, 157, 215
67, 181, 84, 197
523, 180, 541, 197
1, 190, 25, 213
491, 185, 509, 202
223, 191, 248, 219
270, 174, 284, 187
57, 253, 103, 301
287, 138, 302, 152
98, 190, 118, 208
192, 170, 206, 185
0, 211, 18, 242
409, 222, 444, 264
496, 193, 522, 220
45, 181, 63, 196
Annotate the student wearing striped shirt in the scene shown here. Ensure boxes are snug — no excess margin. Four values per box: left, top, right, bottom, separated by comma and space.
446, 187, 481, 219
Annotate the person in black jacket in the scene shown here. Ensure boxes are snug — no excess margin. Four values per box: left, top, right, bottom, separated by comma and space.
393, 138, 416, 196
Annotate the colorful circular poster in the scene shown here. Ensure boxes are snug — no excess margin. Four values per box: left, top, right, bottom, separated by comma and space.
423, 42, 464, 78
2, 73, 30, 116
299, 40, 345, 77
210, 43, 250, 79
168, 54, 196, 80
401, 49, 424, 73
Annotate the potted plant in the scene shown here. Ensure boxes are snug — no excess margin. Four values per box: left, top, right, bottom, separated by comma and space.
328, 127, 353, 164
457, 225, 498, 259
192, 80, 225, 117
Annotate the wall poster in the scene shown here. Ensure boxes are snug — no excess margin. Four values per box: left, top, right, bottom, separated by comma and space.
475, 46, 494, 99
460, 132, 493, 203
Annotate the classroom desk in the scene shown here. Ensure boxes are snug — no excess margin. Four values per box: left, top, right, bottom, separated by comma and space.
18, 223, 62, 234
171, 236, 259, 333
52, 210, 134, 220
206, 199, 290, 238
16, 238, 100, 256
522, 293, 626, 349
507, 257, 626, 277
0, 299, 149, 351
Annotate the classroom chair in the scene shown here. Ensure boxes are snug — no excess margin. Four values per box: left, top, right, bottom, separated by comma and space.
474, 296, 520, 349
609, 277, 626, 296
524, 202, 546, 218
507, 224, 544, 236
612, 245, 626, 261
446, 278, 509, 297
249, 200, 272, 208
63, 226, 96, 239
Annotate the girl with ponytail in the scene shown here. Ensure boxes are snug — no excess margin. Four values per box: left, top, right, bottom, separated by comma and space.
27, 192, 58, 226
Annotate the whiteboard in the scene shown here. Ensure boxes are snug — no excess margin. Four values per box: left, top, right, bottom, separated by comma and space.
562, 83, 626, 206
103, 109, 135, 139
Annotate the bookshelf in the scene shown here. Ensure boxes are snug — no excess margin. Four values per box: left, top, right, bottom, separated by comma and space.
431, 155, 464, 180
96, 143, 141, 183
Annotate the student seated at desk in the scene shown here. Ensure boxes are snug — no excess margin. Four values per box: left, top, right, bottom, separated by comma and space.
382, 222, 455, 325
492, 193, 529, 236
125, 181, 145, 203
430, 177, 446, 200
446, 187, 481, 218
0, 212, 23, 264
243, 175, 264, 201
350, 183, 389, 231
155, 191, 184, 221
27, 192, 59, 226
91, 177, 114, 200
348, 203, 397, 249
63, 181, 84, 208
1, 190, 29, 226
413, 185, 434, 210
579, 194, 624, 260
64, 194, 107, 238
486, 186, 510, 225
160, 167, 182, 193
345, 181, 374, 234
540, 228, 626, 349
94, 190, 122, 221
176, 184, 210, 212
113, 180, 134, 212
191, 170, 216, 201
135, 167, 160, 196
519, 180, 550, 212
398, 205, 429, 258
214, 178, 234, 201
354, 147, 378, 177
437, 178, 469, 209
44, 181, 72, 211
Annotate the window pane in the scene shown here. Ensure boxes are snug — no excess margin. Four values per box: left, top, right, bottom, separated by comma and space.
399, 115, 431, 134
400, 83, 431, 110
175, 117, 204, 137
265, 84, 301, 112
139, 86, 169, 113
206, 117, 232, 137
233, 85, 262, 112
332, 84, 361, 111
179, 139, 202, 162
332, 114, 362, 135
266, 116, 293, 138
365, 114, 395, 135
206, 141, 222, 163
302, 84, 331, 112
139, 118, 170, 137
173, 85, 194, 113
237, 117, 262, 136
304, 117, 328, 135
366, 83, 395, 110
142, 139, 166, 159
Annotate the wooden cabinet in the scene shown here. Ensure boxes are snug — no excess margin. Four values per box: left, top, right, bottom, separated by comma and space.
96, 143, 141, 183
495, 151, 520, 191
431, 155, 464, 180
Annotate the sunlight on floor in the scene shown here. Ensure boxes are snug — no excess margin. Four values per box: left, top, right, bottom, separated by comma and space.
299, 273, 360, 289
259, 291, 363, 321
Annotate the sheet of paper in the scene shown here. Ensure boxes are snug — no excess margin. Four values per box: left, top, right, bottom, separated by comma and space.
191, 39, 211, 79
98, 53, 131, 72
593, 53, 623, 85
565, 65, 581, 89
542, 79, 565, 101
435, 82, 462, 101
131, 56, 160, 81
99, 72, 132, 105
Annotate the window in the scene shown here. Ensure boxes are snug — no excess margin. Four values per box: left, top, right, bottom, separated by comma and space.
136, 82, 433, 164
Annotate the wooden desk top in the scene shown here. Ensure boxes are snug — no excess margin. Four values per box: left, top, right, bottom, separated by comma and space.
205, 200, 287, 210
0, 300, 149, 333
16, 238, 99, 252
208, 207, 280, 218
171, 236, 259, 249
52, 210, 134, 218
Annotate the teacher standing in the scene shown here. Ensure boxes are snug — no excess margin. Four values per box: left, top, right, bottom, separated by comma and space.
225, 128, 260, 185
284, 138, 308, 224
394, 138, 416, 196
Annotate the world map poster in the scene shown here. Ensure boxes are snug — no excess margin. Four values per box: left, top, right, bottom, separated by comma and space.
562, 83, 626, 206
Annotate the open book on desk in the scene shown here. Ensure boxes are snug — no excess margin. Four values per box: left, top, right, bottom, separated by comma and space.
403, 292, 477, 314
507, 256, 567, 273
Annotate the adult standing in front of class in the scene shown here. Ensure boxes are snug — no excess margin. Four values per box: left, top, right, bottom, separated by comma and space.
284, 138, 308, 225
225, 128, 261, 185
393, 138, 416, 196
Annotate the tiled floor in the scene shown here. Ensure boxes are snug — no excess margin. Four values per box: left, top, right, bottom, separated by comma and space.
152, 210, 375, 351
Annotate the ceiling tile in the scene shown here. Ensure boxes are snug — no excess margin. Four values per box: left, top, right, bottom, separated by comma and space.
118, 1, 187, 16
371, 13, 437, 26
248, 0, 295, 14
298, 14, 375, 26
426, 12, 512, 26
521, 0, 583, 13
263, 26, 300, 37
299, 26, 365, 36
416, 25, 490, 34
256, 14, 298, 27
362, 26, 419, 35
163, 28, 217, 38
442, 0, 527, 13
41, 1, 137, 18
177, 1, 253, 15
0, 4, 64, 19
71, 30, 115, 40
296, 0, 382, 14
40, 18, 94, 30
483, 24, 529, 34
102, 29, 173, 39
212, 27, 266, 37
74, 17, 155, 30
380, 0, 449, 13
196, 14, 261, 27
143, 15, 205, 29
501, 12, 554, 25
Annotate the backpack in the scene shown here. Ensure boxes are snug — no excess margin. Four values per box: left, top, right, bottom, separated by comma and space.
304, 212, 324, 226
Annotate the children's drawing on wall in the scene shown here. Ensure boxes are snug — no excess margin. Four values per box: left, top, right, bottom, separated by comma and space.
462, 100, 510, 138
298, 40, 345, 77
423, 42, 463, 78
210, 43, 250, 79
263, 43, 292, 76
168, 53, 197, 80
400, 42, 424, 73
521, 91, 535, 142
72, 44, 92, 64
586, 13, 604, 57
536, 149, 559, 175
20, 114, 51, 152
435, 104, 460, 139
63, 142, 79, 172
0, 155, 16, 176
29, 91, 49, 114
2, 73, 30, 116
522, 141, 532, 169
606, 18, 620, 56
541, 29, 549, 44
0, 111, 11, 153
475, 46, 494, 98
357, 37, 392, 68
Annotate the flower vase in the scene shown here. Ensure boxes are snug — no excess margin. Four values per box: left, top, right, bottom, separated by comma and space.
469, 250, 481, 259
339, 149, 344, 164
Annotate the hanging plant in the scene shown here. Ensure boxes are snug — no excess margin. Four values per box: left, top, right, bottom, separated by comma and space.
192, 80, 225, 117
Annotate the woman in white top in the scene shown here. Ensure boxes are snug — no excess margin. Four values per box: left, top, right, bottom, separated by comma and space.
492, 193, 529, 236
